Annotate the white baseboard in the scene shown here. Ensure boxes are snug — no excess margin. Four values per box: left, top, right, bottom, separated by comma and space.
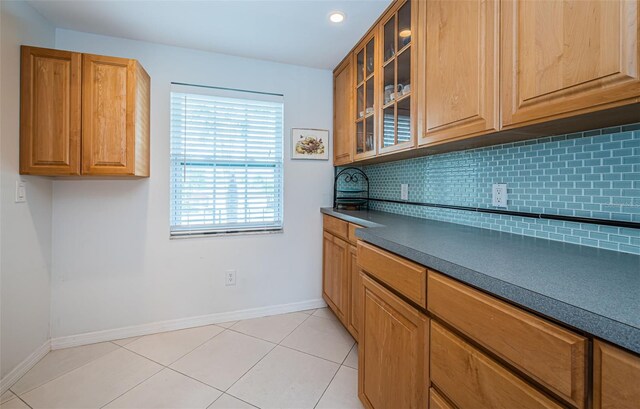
1, 340, 50, 395
51, 298, 327, 350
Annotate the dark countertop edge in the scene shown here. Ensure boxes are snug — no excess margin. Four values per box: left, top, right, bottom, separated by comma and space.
321, 207, 640, 355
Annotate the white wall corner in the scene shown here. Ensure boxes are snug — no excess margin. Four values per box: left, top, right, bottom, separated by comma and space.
0, 340, 51, 395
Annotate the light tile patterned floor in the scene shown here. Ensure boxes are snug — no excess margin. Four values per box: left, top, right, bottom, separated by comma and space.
2, 308, 363, 409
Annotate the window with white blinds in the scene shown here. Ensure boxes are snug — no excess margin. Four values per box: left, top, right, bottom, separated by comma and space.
170, 84, 284, 236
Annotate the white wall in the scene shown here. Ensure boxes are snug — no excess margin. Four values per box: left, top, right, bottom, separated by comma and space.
0, 1, 55, 378
51, 30, 334, 338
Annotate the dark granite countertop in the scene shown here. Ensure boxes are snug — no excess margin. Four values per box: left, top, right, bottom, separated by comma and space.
321, 208, 640, 355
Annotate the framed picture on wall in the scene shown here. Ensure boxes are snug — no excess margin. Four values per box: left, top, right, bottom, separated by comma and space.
291, 128, 329, 160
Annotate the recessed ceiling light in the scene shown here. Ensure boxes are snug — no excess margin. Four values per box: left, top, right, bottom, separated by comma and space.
329, 11, 345, 23
399, 29, 411, 38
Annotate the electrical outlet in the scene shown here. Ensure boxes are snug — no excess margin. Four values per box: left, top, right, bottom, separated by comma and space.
492, 183, 508, 207
15, 181, 26, 203
401, 184, 409, 201
225, 270, 236, 286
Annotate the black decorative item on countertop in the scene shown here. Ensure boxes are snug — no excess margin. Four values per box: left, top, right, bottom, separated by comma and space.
334, 167, 369, 210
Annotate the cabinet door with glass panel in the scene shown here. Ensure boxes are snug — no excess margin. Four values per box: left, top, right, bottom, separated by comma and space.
353, 31, 378, 160
379, 0, 415, 155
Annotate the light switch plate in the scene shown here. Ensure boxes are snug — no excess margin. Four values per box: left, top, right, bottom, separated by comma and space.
15, 181, 26, 203
492, 183, 507, 207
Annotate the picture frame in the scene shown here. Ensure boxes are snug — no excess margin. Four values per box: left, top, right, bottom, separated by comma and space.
291, 128, 329, 160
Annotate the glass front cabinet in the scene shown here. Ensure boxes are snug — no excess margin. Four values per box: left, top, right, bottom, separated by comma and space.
378, 0, 416, 155
353, 31, 378, 160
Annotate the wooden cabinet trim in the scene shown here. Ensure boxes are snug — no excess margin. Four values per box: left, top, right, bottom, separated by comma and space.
357, 240, 427, 308
427, 271, 587, 408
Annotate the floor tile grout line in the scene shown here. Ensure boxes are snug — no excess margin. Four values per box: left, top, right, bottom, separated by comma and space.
10, 343, 123, 398
97, 365, 164, 409
276, 312, 313, 346
223, 327, 280, 346
212, 392, 261, 409
219, 342, 278, 394
312, 361, 342, 409
163, 326, 229, 366
222, 313, 312, 399
121, 325, 228, 368
16, 395, 33, 409
342, 342, 357, 366
312, 330, 356, 409
164, 366, 226, 393
276, 343, 353, 366
226, 311, 354, 367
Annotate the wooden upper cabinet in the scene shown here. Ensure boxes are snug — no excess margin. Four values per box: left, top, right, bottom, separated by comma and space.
333, 57, 354, 166
417, 0, 499, 147
20, 46, 150, 177
20, 46, 82, 175
353, 30, 378, 161
82, 54, 150, 176
502, 0, 640, 128
593, 340, 640, 409
378, 0, 417, 155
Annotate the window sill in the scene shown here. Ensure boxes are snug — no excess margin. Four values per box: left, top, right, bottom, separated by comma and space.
170, 228, 284, 240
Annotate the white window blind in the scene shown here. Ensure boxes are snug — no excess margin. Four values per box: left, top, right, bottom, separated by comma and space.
170, 85, 284, 236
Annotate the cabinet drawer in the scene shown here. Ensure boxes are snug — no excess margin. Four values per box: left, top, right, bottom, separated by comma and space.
427, 272, 587, 408
431, 321, 564, 409
323, 215, 348, 239
593, 340, 640, 409
430, 388, 456, 409
347, 223, 361, 245
357, 241, 427, 308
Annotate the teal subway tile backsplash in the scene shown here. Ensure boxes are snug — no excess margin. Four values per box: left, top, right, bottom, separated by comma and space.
338, 123, 640, 255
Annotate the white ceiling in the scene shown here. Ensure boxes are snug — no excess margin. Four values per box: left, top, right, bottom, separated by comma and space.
27, 0, 391, 70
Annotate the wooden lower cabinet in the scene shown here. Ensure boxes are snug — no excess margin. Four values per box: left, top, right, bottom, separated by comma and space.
322, 231, 349, 323
359, 273, 428, 409
593, 340, 640, 409
428, 271, 587, 408
320, 224, 640, 409
431, 321, 563, 409
323, 216, 362, 340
